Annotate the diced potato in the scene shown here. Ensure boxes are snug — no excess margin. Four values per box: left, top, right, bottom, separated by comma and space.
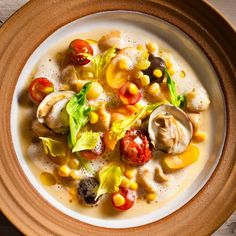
111, 112, 126, 123
193, 130, 207, 142
163, 144, 199, 170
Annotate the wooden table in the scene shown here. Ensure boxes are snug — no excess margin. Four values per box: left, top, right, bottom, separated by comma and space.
0, 0, 235, 235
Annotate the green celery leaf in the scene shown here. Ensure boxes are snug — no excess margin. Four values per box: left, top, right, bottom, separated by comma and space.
80, 48, 116, 79
66, 82, 92, 146
72, 131, 100, 152
165, 68, 185, 107
39, 137, 65, 157
76, 153, 95, 174
96, 165, 123, 199
108, 101, 168, 146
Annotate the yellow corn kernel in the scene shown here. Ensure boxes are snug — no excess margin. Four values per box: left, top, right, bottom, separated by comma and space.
145, 192, 157, 202
124, 169, 136, 179
68, 158, 80, 169
140, 75, 150, 87
128, 83, 139, 95
153, 69, 163, 78
68, 186, 77, 196
130, 182, 138, 190
58, 165, 71, 177
113, 193, 125, 207
70, 170, 81, 180
146, 41, 157, 54
134, 70, 144, 79
87, 82, 104, 100
135, 102, 144, 110
89, 111, 98, 124
169, 68, 175, 76
82, 71, 94, 79
148, 82, 160, 97
137, 44, 146, 51
193, 130, 207, 142
165, 59, 172, 69
136, 60, 151, 70
180, 70, 186, 78
120, 176, 130, 188
118, 58, 130, 70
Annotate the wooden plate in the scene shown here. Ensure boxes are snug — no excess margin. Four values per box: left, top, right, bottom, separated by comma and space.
0, 0, 235, 235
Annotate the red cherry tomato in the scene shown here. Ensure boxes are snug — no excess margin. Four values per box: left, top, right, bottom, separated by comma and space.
68, 39, 93, 65
112, 187, 136, 211
120, 129, 152, 166
80, 135, 105, 160
118, 82, 142, 105
29, 77, 54, 103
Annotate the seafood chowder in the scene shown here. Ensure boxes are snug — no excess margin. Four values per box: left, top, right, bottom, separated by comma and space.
19, 29, 211, 220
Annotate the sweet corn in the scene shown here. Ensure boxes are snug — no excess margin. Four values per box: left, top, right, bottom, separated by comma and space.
124, 169, 136, 179
134, 70, 144, 79
153, 69, 163, 78
146, 41, 157, 54
165, 59, 172, 68
70, 170, 81, 180
118, 58, 130, 70
113, 193, 125, 207
145, 192, 157, 202
148, 83, 160, 97
137, 44, 146, 51
68, 158, 80, 169
140, 75, 150, 87
136, 60, 151, 70
120, 176, 130, 188
135, 102, 144, 110
128, 83, 139, 95
169, 68, 175, 76
129, 182, 138, 190
193, 130, 207, 142
58, 165, 71, 177
180, 70, 186, 78
89, 112, 98, 124
82, 71, 94, 79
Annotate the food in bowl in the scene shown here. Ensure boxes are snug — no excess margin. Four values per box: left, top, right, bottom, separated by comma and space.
19, 30, 211, 217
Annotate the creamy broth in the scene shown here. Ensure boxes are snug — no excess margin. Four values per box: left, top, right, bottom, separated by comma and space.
18, 27, 212, 220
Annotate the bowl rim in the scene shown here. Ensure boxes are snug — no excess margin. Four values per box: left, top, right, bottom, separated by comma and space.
0, 0, 235, 235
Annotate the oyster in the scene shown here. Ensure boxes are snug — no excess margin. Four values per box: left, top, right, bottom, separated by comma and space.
37, 91, 75, 132
148, 104, 193, 154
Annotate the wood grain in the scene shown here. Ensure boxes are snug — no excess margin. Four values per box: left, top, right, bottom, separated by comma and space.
0, 0, 235, 235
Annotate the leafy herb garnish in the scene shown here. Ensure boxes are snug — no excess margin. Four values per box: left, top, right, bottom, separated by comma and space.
165, 68, 185, 107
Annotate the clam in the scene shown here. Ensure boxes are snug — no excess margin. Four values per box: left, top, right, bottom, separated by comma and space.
37, 91, 75, 132
148, 104, 193, 154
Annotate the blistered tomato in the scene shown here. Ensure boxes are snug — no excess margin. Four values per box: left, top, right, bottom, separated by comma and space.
29, 77, 54, 103
118, 82, 142, 105
68, 39, 93, 65
112, 187, 136, 210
